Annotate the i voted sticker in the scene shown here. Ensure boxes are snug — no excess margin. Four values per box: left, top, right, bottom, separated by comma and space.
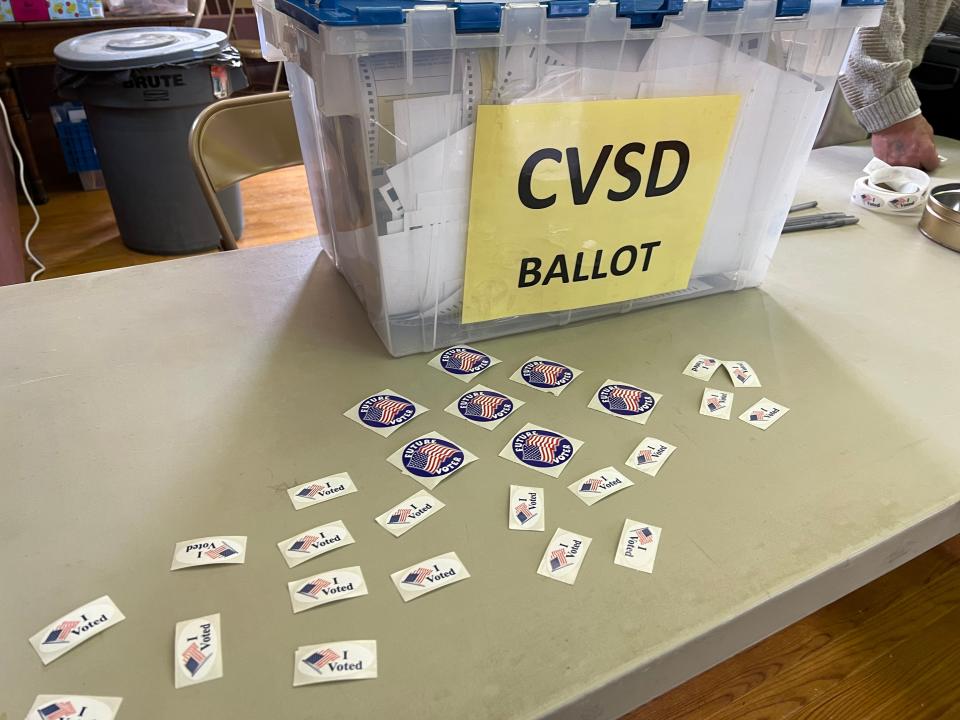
568, 467, 634, 506
445, 384, 523, 430
175, 613, 223, 688
683, 353, 720, 381
170, 535, 247, 570
294, 640, 378, 686
614, 519, 662, 573
509, 484, 544, 532
625, 437, 676, 477
588, 379, 661, 425
375, 490, 445, 538
428, 346, 500, 382
344, 389, 428, 437
287, 472, 357, 510
700, 388, 733, 420
277, 521, 355, 568
537, 528, 592, 585
390, 551, 470, 602
29, 596, 126, 665
288, 566, 368, 613
723, 361, 761, 388
386, 432, 477, 490
24, 695, 122, 720
510, 356, 582, 395
499, 423, 583, 478
739, 398, 789, 430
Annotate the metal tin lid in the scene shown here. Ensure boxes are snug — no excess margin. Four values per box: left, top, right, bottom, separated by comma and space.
919, 183, 960, 254
54, 27, 229, 71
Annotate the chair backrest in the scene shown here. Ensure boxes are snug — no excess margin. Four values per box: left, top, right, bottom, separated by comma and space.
189, 91, 303, 250
225, 0, 254, 37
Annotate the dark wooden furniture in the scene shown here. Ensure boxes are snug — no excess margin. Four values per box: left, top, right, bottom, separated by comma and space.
0, 12, 193, 202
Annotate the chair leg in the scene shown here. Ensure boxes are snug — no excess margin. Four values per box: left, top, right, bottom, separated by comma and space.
272, 62, 283, 93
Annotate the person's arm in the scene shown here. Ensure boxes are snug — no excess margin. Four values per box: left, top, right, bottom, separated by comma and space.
838, 0, 953, 170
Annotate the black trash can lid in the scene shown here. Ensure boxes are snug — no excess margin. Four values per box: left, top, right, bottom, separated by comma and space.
55, 27, 230, 71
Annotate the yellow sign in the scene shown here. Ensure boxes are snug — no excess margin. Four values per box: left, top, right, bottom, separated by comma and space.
461, 95, 741, 324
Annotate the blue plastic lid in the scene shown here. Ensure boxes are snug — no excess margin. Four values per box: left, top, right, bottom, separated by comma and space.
276, 0, 885, 33
277, 0, 684, 32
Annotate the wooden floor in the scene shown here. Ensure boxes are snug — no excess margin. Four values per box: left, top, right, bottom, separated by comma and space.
18, 165, 317, 280
17, 169, 960, 719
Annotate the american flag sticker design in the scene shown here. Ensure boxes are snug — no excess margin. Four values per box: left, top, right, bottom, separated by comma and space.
569, 467, 633, 506
464, 392, 507, 419
388, 508, 411, 524
701, 389, 732, 419
362, 397, 412, 426
391, 433, 476, 487
538, 529, 593, 584
42, 620, 79, 645
430, 347, 499, 381
723, 361, 761, 388
205, 543, 237, 559
511, 357, 580, 395
580, 478, 602, 493
549, 549, 568, 571
740, 399, 788, 430
509, 485, 544, 531
616, 519, 662, 573
181, 642, 209, 677
439, 347, 490, 374
589, 380, 661, 424
174, 613, 222, 688
304, 648, 341, 672
515, 502, 536, 524
37, 702, 76, 719
288, 473, 357, 509
298, 577, 332, 597
391, 552, 470, 602
376, 490, 445, 537
288, 567, 368, 611
626, 438, 676, 477
597, 383, 656, 416
289, 535, 319, 553
447, 385, 523, 430
683, 354, 720, 380
407, 441, 460, 475
31, 597, 126, 665
277, 522, 354, 568
635, 527, 654, 544
523, 433, 563, 463
293, 640, 378, 685
347, 389, 424, 436
402, 567, 432, 586
503, 425, 582, 477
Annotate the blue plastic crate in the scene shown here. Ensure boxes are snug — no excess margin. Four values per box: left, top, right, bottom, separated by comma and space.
50, 102, 100, 173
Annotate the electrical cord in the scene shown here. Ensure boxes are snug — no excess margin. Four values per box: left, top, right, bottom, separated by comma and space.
0, 94, 44, 281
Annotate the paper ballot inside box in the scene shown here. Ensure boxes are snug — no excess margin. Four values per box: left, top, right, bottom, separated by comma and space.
385, 124, 475, 215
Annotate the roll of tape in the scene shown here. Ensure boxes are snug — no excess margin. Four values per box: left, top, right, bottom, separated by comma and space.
850, 164, 931, 215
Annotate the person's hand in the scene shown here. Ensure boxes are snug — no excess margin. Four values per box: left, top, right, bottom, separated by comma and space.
871, 115, 940, 170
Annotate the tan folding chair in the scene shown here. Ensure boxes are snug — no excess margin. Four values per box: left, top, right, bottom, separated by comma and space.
189, 91, 303, 251
227, 0, 283, 91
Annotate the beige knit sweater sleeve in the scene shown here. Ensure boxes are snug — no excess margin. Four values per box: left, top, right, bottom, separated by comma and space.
838, 0, 960, 133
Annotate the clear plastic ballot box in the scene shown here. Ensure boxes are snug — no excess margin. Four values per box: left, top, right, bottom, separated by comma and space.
254, 0, 883, 356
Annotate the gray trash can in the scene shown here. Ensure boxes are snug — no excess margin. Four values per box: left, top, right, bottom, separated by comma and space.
55, 28, 248, 254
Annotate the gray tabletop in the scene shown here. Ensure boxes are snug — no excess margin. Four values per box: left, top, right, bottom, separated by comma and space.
2, 140, 960, 720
